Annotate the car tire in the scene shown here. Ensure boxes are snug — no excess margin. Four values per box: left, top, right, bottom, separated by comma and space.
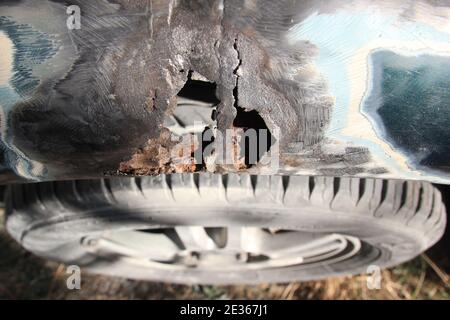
5, 173, 446, 284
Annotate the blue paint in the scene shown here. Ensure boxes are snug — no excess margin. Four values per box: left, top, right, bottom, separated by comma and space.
0, 17, 57, 179
287, 9, 450, 178
366, 51, 450, 173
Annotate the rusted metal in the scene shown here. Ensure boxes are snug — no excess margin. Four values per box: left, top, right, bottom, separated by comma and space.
1, 0, 450, 183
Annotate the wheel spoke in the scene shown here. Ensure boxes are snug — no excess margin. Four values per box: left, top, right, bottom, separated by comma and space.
96, 230, 180, 261
224, 227, 242, 251
175, 226, 218, 251
225, 227, 263, 252
264, 233, 347, 259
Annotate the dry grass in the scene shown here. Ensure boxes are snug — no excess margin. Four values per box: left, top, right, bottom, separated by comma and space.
0, 205, 448, 299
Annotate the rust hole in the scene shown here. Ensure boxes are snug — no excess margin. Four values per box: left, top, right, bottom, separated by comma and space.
233, 106, 274, 167
177, 70, 220, 105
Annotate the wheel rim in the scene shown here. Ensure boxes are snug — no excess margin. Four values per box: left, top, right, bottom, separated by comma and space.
81, 227, 363, 272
